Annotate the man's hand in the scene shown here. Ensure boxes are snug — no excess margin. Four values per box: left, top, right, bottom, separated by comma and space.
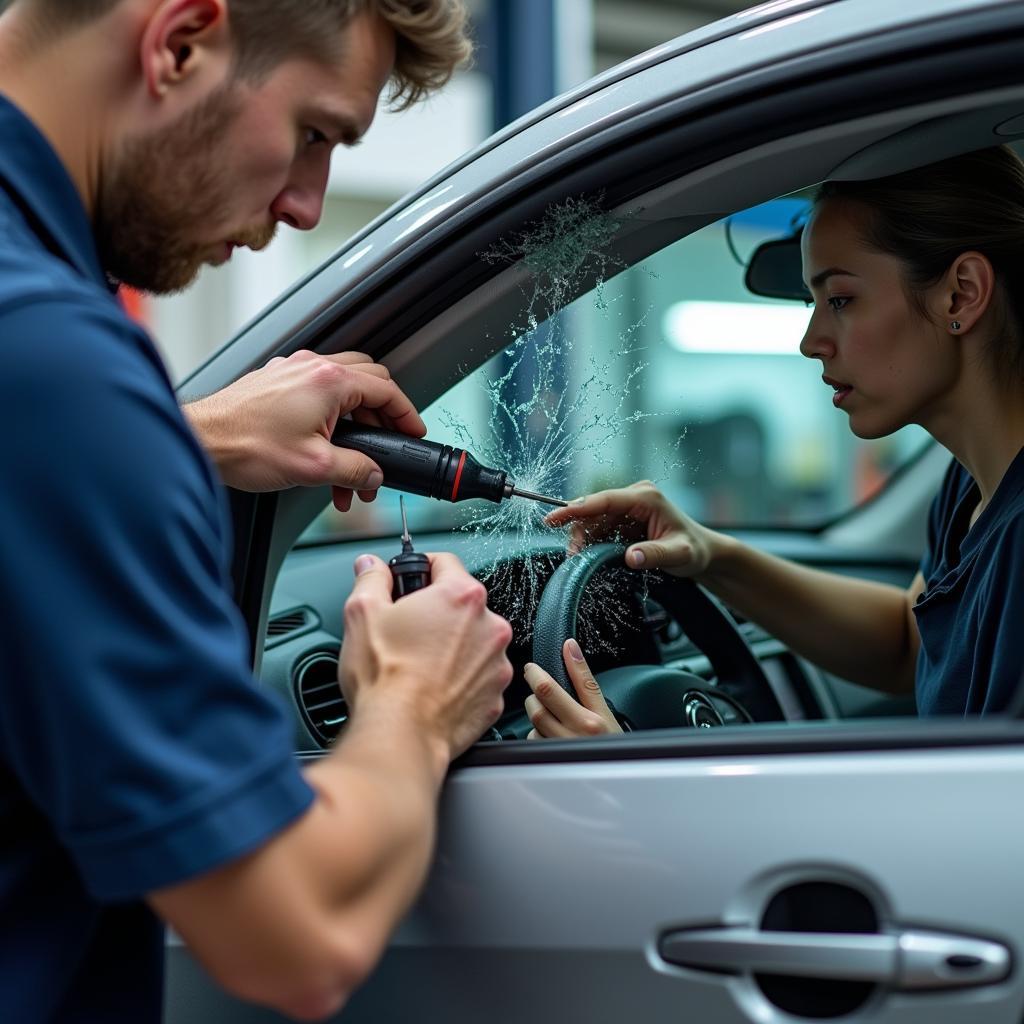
184, 350, 425, 511
339, 552, 514, 764
151, 553, 512, 1024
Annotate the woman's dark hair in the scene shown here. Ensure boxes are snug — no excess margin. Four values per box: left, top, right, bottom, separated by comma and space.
814, 145, 1024, 382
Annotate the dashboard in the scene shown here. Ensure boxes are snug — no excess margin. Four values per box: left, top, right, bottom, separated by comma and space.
262, 531, 850, 750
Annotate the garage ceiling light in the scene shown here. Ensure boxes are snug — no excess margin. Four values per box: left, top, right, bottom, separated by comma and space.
662, 300, 811, 355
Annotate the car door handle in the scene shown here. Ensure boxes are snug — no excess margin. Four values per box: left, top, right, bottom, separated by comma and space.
659, 928, 1011, 990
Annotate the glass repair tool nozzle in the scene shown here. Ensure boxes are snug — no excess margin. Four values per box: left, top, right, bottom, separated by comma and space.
388, 496, 431, 599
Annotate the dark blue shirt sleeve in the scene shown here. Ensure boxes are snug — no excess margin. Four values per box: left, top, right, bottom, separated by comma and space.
0, 298, 314, 902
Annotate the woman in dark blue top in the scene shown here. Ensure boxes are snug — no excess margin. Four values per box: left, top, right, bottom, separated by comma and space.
527, 145, 1024, 733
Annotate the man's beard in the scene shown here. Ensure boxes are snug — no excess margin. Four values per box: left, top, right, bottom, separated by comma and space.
95, 83, 276, 295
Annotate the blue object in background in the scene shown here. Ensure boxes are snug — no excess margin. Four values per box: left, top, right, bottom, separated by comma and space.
477, 0, 569, 498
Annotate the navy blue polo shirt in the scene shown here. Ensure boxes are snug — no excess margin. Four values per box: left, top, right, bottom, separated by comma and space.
0, 94, 314, 1020
915, 448, 1024, 715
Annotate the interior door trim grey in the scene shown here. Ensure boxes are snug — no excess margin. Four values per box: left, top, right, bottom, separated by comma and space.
659, 927, 1012, 990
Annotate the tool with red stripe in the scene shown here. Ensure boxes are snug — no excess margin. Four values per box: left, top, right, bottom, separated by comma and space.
332, 421, 568, 508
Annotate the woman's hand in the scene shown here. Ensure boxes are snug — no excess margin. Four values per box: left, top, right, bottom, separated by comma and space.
544, 480, 727, 578
524, 639, 621, 739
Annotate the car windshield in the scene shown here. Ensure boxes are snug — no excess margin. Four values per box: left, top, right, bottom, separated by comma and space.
299, 196, 930, 545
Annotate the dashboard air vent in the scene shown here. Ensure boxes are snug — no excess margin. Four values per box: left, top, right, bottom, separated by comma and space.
266, 606, 318, 647
295, 652, 348, 747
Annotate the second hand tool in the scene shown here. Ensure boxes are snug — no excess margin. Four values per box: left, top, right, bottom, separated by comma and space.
389, 496, 432, 599
333, 420, 568, 508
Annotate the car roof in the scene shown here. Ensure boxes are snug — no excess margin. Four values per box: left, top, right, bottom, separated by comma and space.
369, 0, 1011, 234
449, 0, 847, 177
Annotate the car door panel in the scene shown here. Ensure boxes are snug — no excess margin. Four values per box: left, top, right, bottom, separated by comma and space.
167, 735, 1024, 1022
350, 741, 1024, 1022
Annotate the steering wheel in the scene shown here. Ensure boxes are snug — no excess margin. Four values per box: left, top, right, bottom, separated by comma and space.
531, 543, 782, 729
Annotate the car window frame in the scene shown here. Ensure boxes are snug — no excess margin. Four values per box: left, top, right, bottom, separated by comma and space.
199, 20, 1024, 739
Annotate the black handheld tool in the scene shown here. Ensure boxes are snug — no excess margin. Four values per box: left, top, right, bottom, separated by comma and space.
333, 420, 567, 508
389, 496, 432, 599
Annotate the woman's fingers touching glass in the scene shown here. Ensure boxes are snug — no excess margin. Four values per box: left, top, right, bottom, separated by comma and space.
546, 482, 677, 557
544, 481, 714, 578
545, 485, 646, 528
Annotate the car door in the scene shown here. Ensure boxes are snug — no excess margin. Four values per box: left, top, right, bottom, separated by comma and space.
168, 724, 1024, 1024
168, 2, 1024, 1020
342, 724, 1024, 1024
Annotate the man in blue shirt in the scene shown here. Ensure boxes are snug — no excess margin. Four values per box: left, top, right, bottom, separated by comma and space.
0, 1, 514, 1020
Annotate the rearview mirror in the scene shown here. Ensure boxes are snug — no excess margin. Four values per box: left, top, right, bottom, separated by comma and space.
744, 234, 810, 303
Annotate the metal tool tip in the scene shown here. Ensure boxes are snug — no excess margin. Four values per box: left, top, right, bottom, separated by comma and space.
399, 495, 411, 543
511, 486, 569, 508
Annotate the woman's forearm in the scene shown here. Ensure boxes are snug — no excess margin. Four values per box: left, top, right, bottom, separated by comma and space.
700, 537, 918, 693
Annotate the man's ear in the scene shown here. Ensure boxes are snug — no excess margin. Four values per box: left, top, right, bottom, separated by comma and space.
937, 251, 996, 336
140, 0, 228, 99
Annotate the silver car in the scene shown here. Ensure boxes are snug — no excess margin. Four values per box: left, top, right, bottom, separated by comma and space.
169, 0, 1024, 1020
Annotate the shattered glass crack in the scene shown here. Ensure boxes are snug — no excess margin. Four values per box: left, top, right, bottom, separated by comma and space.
442, 196, 678, 653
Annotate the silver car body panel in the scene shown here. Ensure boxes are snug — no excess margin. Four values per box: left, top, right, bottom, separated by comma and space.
167, 732, 1024, 1022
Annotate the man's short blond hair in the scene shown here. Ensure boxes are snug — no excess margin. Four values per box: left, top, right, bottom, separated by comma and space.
362, 0, 473, 109
21, 0, 473, 108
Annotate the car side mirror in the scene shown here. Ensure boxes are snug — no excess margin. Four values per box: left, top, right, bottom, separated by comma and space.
744, 234, 810, 303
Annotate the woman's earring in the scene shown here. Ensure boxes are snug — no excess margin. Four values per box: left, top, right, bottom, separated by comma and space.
951, 321, 962, 331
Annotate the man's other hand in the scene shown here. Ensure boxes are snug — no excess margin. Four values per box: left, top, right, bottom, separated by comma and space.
184, 350, 426, 510
339, 553, 514, 764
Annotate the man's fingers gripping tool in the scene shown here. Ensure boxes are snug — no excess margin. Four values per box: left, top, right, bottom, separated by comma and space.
333, 421, 567, 509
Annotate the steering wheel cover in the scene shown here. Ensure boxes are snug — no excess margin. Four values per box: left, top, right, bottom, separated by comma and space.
532, 543, 780, 721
